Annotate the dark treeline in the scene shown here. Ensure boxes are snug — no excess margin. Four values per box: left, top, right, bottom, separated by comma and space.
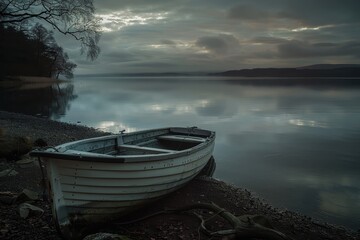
0, 23, 76, 79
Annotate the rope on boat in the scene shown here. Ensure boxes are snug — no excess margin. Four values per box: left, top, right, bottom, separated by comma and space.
35, 146, 58, 202
37, 156, 48, 202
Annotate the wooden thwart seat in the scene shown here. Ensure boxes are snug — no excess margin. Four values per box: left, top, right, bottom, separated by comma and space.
157, 135, 206, 143
118, 144, 177, 154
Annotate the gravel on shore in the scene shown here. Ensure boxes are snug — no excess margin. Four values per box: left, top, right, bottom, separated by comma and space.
0, 111, 107, 146
0, 111, 358, 240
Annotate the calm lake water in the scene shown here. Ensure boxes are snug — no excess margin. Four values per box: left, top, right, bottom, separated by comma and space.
1, 76, 360, 230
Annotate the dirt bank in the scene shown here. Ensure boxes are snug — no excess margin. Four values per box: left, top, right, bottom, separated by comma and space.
0, 111, 358, 240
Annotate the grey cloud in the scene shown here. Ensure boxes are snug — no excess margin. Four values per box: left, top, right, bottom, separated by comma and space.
58, 0, 360, 74
160, 39, 176, 45
227, 4, 272, 21
278, 0, 360, 26
228, 0, 360, 26
95, 0, 175, 12
252, 36, 288, 44
126, 61, 175, 69
278, 40, 360, 58
196, 37, 226, 53
104, 51, 138, 62
196, 34, 239, 55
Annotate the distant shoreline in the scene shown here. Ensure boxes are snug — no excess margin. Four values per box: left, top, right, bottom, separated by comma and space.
0, 76, 69, 89
74, 74, 360, 87
2, 76, 68, 83
76, 64, 360, 78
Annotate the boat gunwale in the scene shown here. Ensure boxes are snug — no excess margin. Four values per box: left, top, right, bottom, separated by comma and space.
30, 127, 215, 163
58, 150, 211, 172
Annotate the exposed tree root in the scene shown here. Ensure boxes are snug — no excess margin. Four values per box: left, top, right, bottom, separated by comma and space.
116, 202, 293, 240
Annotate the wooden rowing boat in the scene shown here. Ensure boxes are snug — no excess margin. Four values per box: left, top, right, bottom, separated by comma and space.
30, 127, 215, 239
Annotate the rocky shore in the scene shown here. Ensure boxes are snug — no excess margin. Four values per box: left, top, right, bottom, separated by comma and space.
0, 111, 358, 240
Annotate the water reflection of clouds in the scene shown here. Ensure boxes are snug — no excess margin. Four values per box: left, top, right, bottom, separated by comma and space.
288, 175, 357, 188
71, 79, 242, 131
285, 173, 360, 228
59, 76, 360, 229
297, 172, 360, 228
275, 89, 360, 114
288, 119, 328, 128
149, 104, 173, 113
96, 121, 138, 133
149, 103, 197, 115
319, 191, 360, 218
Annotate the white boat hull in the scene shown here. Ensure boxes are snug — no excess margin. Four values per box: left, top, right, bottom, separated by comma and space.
32, 127, 215, 239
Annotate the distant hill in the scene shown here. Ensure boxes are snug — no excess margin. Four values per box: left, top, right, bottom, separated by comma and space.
297, 64, 360, 70
213, 64, 360, 77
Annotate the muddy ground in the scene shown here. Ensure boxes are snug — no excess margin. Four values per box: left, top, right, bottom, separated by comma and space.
0, 111, 358, 240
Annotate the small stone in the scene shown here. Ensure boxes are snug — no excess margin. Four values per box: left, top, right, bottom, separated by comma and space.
0, 169, 18, 177
18, 203, 44, 219
16, 189, 39, 203
16, 157, 34, 168
16, 158, 34, 165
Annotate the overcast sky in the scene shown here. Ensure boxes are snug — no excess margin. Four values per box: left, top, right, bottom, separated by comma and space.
57, 0, 360, 74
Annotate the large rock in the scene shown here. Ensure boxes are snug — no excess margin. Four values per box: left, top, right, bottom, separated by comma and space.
83, 233, 132, 240
0, 135, 33, 160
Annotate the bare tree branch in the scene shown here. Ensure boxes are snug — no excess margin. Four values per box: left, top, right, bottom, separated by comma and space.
0, 0, 101, 60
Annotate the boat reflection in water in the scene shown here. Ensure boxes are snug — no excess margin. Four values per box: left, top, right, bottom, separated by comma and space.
199, 156, 216, 177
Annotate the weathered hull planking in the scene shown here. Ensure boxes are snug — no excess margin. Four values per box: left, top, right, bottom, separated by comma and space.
31, 127, 215, 239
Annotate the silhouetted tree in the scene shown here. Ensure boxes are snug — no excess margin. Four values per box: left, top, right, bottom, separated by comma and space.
0, 0, 101, 60
49, 46, 77, 79
0, 23, 76, 79
0, 25, 34, 76
29, 23, 77, 78
30, 23, 55, 76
